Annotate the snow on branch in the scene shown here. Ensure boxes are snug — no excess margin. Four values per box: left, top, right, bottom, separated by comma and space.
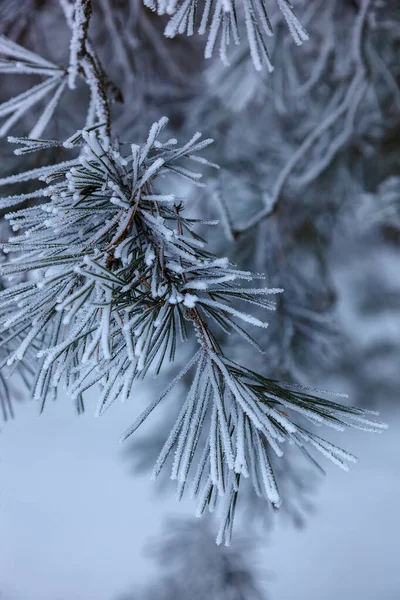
61, 0, 120, 135
0, 3, 117, 139
144, 0, 308, 70
67, 0, 92, 90
0, 119, 386, 542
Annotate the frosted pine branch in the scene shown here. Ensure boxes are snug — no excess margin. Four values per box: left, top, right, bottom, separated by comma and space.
0, 119, 386, 543
0, 35, 66, 138
67, 0, 92, 90
0, 2, 116, 139
145, 0, 308, 70
62, 0, 120, 135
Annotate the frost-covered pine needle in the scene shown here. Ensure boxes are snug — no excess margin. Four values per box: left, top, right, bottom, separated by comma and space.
0, 117, 387, 545
149, 0, 308, 70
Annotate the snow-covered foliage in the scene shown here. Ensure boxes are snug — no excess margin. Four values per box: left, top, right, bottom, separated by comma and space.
0, 119, 386, 543
0, 35, 66, 138
144, 0, 308, 71
185, 0, 400, 387
0, 0, 397, 546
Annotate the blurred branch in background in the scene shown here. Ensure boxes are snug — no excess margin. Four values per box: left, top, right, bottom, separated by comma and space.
117, 517, 270, 600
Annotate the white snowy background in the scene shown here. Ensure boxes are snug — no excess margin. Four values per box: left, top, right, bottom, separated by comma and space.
1, 393, 399, 600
